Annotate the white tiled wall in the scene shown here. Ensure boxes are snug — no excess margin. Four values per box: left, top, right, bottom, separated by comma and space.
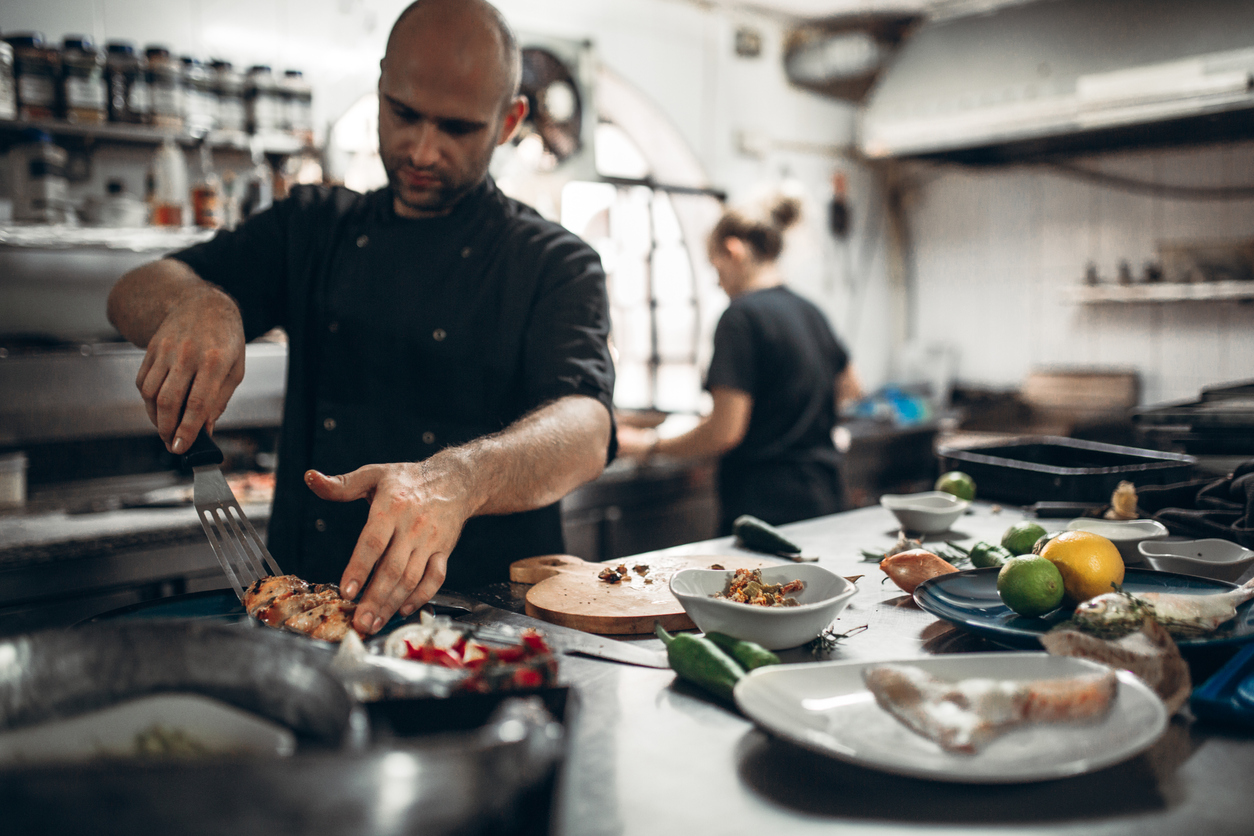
906, 140, 1254, 406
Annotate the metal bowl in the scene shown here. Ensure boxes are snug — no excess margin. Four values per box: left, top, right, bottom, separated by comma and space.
0, 619, 365, 761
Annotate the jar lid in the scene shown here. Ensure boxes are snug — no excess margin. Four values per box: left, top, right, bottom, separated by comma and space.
5, 32, 47, 48
284, 69, 303, 78
145, 45, 171, 59
180, 55, 201, 67
62, 34, 95, 51
209, 58, 233, 70
247, 64, 272, 74
106, 41, 136, 55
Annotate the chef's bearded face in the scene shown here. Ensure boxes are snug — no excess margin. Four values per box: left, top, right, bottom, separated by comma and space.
378, 0, 526, 219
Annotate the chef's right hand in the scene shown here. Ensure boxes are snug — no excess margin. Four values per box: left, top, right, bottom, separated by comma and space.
135, 287, 246, 454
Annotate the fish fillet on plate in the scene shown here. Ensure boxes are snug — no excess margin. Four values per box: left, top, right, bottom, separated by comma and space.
862, 663, 1117, 754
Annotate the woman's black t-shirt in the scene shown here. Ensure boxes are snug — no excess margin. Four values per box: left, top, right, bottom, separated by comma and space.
704, 286, 850, 531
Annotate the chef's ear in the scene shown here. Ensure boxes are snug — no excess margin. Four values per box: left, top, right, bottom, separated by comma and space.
497, 95, 529, 146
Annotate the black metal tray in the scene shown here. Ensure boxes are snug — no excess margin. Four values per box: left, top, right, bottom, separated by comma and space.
937, 435, 1196, 505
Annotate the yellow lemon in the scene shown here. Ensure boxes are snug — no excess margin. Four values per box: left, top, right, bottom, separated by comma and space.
1039, 530, 1125, 603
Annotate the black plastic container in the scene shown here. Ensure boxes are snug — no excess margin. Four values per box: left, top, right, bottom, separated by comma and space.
937, 435, 1196, 505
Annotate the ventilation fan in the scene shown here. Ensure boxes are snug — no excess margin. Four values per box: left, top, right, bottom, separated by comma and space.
516, 47, 584, 165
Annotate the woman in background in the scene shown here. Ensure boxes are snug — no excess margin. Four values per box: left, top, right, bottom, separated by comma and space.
618, 195, 862, 533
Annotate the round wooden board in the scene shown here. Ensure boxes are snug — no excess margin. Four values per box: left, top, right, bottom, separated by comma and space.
509, 553, 776, 635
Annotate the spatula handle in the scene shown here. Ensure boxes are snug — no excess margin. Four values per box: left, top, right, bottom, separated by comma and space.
183, 428, 225, 468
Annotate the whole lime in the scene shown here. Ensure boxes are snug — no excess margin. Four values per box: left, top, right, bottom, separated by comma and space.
997, 555, 1065, 617
935, 471, 976, 501
1002, 521, 1047, 556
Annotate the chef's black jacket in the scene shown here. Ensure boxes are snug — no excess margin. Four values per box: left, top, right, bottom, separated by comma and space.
171, 177, 615, 589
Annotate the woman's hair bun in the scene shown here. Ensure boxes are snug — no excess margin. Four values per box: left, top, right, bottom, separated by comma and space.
767, 195, 802, 231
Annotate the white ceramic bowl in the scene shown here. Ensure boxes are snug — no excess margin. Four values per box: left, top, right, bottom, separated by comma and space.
880, 491, 970, 534
669, 564, 857, 650
1065, 518, 1170, 565
1138, 539, 1254, 583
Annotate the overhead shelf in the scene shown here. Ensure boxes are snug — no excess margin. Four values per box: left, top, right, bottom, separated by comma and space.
1067, 281, 1254, 303
0, 118, 309, 155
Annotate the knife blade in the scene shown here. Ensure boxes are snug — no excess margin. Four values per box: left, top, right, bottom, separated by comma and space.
428, 591, 670, 669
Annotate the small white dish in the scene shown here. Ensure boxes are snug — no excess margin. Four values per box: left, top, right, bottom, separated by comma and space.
880, 491, 970, 534
1138, 539, 1254, 583
734, 653, 1167, 783
1065, 518, 1170, 565
669, 564, 856, 650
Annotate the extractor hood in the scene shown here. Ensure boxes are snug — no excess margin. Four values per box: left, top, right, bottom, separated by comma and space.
858, 0, 1254, 162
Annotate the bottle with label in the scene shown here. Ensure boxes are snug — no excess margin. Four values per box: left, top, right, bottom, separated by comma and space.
190, 141, 223, 229
150, 136, 188, 227
281, 69, 314, 146
245, 65, 281, 135
180, 56, 216, 134
60, 35, 107, 124
105, 41, 149, 124
0, 41, 17, 121
240, 143, 274, 218
9, 129, 71, 223
211, 59, 246, 133
145, 45, 183, 129
6, 33, 61, 121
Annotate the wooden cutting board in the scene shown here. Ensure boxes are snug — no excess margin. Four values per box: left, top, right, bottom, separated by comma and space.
510, 553, 774, 635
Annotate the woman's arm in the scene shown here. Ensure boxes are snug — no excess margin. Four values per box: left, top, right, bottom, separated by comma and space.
618, 386, 753, 461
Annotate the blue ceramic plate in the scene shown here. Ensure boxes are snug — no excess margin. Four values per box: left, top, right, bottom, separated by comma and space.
913, 567, 1254, 649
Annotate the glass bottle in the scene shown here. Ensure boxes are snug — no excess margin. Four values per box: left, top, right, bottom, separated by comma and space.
0, 41, 18, 121
61, 35, 107, 124
245, 65, 281, 135
190, 141, 223, 229
105, 41, 149, 124
282, 69, 313, 146
211, 59, 246, 133
180, 55, 216, 134
7, 32, 60, 121
145, 45, 183, 129
9, 128, 70, 223
150, 136, 188, 226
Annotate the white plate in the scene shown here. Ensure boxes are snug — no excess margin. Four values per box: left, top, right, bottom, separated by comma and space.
0, 693, 297, 765
734, 652, 1167, 783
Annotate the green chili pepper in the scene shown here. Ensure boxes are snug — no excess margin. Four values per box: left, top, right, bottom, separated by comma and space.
655, 622, 745, 702
704, 631, 781, 671
968, 540, 1014, 569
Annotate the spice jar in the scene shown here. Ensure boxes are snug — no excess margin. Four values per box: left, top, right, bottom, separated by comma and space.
282, 69, 314, 145
106, 41, 149, 124
0, 42, 17, 121
61, 35, 107, 123
211, 59, 246, 133
180, 55, 216, 134
9, 128, 71, 223
145, 45, 183, 129
245, 65, 282, 134
7, 32, 61, 121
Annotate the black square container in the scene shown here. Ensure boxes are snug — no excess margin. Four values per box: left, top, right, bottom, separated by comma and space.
937, 435, 1197, 505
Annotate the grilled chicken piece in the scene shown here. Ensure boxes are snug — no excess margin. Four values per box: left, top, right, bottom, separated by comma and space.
254, 586, 343, 627
284, 600, 360, 642
243, 575, 309, 618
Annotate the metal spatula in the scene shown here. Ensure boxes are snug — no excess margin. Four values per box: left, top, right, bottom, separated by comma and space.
184, 429, 282, 600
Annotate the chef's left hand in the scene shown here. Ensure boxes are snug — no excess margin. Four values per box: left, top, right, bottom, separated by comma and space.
304, 462, 472, 634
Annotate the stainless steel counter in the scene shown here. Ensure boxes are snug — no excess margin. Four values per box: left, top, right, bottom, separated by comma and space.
552, 503, 1254, 836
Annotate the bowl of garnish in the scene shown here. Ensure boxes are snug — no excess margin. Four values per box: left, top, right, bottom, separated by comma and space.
1138, 539, 1254, 583
880, 491, 970, 534
1065, 518, 1169, 566
669, 564, 857, 650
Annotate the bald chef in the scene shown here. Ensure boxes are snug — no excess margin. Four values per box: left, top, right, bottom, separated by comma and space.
107, 0, 615, 636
